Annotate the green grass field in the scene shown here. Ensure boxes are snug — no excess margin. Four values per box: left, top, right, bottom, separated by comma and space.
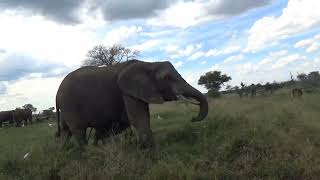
1, 92, 320, 180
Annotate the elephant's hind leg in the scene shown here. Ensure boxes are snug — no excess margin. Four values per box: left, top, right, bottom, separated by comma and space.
24, 119, 28, 126
72, 128, 88, 150
93, 129, 106, 146
60, 118, 72, 149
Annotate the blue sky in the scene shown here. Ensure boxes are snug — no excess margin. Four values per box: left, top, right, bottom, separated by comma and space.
0, 0, 319, 111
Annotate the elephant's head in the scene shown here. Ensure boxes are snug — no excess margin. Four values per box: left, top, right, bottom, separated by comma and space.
118, 60, 208, 122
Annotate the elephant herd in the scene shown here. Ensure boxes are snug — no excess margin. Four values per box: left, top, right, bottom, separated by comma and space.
55, 60, 208, 148
0, 108, 32, 128
237, 81, 303, 98
238, 83, 258, 98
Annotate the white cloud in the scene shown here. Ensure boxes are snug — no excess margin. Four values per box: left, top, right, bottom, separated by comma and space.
256, 50, 288, 66
189, 52, 205, 60
269, 50, 288, 57
104, 25, 143, 46
246, 0, 320, 52
188, 45, 241, 60
272, 54, 306, 69
0, 11, 101, 67
173, 61, 183, 68
182, 71, 207, 93
131, 39, 161, 52
294, 33, 320, 53
0, 77, 63, 111
147, 1, 210, 28
201, 61, 207, 65
223, 54, 244, 63
147, 0, 272, 28
163, 44, 202, 59
254, 51, 303, 71
258, 57, 273, 66
294, 39, 314, 49
306, 42, 320, 53
210, 64, 220, 71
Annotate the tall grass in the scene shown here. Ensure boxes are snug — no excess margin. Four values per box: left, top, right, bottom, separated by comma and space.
1, 93, 320, 179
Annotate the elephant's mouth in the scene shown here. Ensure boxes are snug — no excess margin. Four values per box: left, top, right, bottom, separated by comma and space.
177, 95, 200, 105
163, 91, 179, 101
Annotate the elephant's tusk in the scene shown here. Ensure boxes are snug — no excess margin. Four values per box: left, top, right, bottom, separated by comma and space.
177, 95, 200, 105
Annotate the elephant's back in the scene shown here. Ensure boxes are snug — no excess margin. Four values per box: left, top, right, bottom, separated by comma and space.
0, 111, 12, 121
56, 65, 122, 112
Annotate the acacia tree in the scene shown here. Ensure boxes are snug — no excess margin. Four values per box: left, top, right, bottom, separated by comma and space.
297, 73, 307, 81
198, 71, 231, 97
307, 71, 320, 81
22, 104, 37, 112
82, 44, 139, 67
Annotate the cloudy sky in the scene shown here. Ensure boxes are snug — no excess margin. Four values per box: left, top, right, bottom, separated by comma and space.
0, 0, 319, 111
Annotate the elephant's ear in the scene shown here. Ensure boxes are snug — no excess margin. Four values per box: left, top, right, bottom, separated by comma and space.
117, 62, 164, 104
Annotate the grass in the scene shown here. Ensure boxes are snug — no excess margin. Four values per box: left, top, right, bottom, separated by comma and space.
1, 92, 320, 179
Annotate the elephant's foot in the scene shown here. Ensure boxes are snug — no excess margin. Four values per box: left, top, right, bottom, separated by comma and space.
139, 133, 155, 149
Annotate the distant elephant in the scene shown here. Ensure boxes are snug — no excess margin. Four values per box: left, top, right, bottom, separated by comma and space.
265, 83, 273, 96
248, 84, 257, 97
14, 108, 32, 126
56, 60, 208, 148
237, 89, 244, 98
291, 88, 303, 97
0, 110, 15, 127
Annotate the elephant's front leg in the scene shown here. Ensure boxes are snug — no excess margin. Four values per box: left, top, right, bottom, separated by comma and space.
123, 95, 154, 148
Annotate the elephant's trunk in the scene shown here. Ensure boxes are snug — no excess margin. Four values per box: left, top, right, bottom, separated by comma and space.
179, 83, 208, 122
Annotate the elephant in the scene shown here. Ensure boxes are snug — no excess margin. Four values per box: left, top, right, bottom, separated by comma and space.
14, 108, 33, 126
237, 89, 244, 98
248, 84, 257, 97
239, 82, 249, 98
0, 110, 15, 127
265, 83, 273, 96
55, 60, 208, 148
291, 88, 303, 97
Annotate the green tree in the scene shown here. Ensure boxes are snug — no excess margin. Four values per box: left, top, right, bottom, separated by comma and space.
22, 104, 37, 112
297, 73, 307, 81
307, 71, 320, 81
198, 71, 231, 97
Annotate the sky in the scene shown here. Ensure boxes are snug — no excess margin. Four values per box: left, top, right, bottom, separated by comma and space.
0, 0, 319, 111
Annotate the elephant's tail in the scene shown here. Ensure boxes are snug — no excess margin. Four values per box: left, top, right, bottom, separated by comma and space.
55, 104, 61, 137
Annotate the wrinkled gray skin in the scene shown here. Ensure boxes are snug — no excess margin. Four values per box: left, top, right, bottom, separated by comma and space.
92, 110, 130, 145
14, 108, 33, 126
56, 60, 208, 148
0, 110, 15, 127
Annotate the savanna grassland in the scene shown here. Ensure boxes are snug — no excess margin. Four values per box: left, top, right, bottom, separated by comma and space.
1, 90, 320, 180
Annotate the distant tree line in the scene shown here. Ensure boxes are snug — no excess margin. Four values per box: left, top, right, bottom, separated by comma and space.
198, 70, 320, 97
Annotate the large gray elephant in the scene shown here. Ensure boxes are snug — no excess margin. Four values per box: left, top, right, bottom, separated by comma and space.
14, 108, 33, 126
56, 60, 208, 148
0, 110, 15, 127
